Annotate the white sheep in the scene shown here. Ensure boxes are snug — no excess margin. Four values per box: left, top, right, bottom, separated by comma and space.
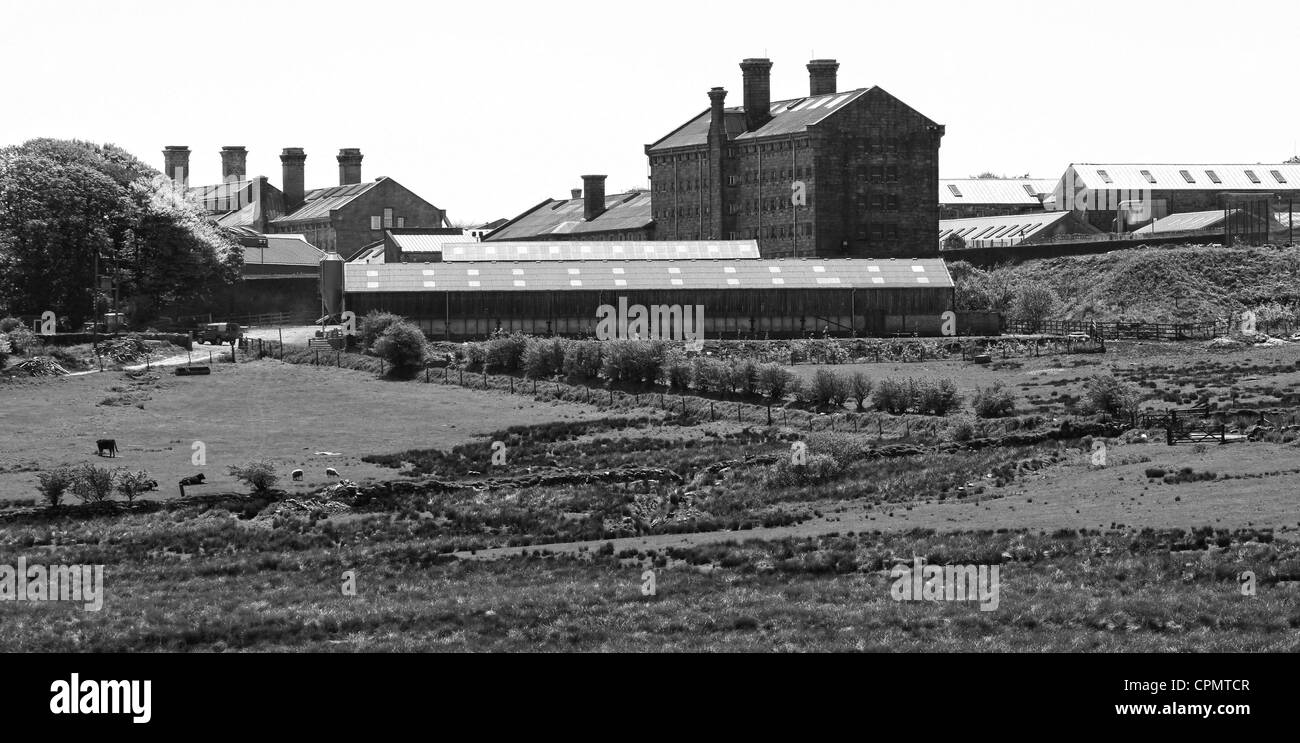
325, 467, 340, 479
291, 469, 304, 482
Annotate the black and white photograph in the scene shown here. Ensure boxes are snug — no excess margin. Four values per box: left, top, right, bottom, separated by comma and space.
0, 0, 1295, 728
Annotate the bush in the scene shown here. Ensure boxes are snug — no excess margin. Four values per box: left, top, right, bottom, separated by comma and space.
562, 340, 603, 383
485, 332, 528, 373
522, 338, 565, 379
757, 363, 795, 400
917, 378, 961, 416
228, 460, 279, 494
1144, 467, 1167, 479
6, 326, 39, 355
972, 383, 1016, 418
950, 419, 976, 442
731, 358, 761, 397
808, 369, 845, 407
849, 372, 872, 411
1011, 284, 1059, 330
372, 321, 428, 369
359, 310, 404, 350
0, 317, 23, 333
1082, 374, 1141, 418
691, 356, 731, 393
37, 466, 75, 507
661, 350, 693, 390
70, 464, 115, 503
873, 378, 914, 415
115, 469, 154, 504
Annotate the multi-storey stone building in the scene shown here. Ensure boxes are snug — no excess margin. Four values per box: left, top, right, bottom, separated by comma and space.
645, 58, 945, 258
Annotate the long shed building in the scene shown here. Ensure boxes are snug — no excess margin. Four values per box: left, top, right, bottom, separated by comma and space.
343, 256, 954, 339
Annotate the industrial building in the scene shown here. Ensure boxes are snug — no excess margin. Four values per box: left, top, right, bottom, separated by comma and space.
939, 178, 1056, 219
939, 211, 1101, 250
339, 252, 955, 340
485, 177, 654, 242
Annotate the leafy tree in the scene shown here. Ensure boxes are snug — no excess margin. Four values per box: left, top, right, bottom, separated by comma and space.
228, 460, 279, 494
115, 469, 154, 504
37, 466, 75, 507
373, 321, 428, 369
1012, 284, 1059, 330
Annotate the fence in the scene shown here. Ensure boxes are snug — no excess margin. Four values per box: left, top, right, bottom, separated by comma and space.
1002, 319, 1230, 341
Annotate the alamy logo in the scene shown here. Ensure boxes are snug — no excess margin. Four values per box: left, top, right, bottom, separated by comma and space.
49, 674, 151, 724
0, 558, 104, 611
890, 558, 1000, 612
596, 297, 704, 350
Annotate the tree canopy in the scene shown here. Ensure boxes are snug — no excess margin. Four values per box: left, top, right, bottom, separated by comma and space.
0, 138, 242, 325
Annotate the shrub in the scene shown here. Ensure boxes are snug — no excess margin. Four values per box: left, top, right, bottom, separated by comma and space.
372, 321, 428, 369
37, 466, 75, 507
950, 419, 976, 442
228, 460, 279, 494
70, 464, 115, 503
484, 332, 527, 372
522, 338, 565, 379
562, 340, 603, 382
1082, 374, 1141, 418
757, 363, 795, 400
115, 469, 154, 504
731, 358, 761, 397
1011, 284, 1059, 330
873, 378, 914, 415
359, 310, 404, 350
661, 351, 693, 390
691, 356, 731, 393
1144, 467, 1167, 479
0, 316, 23, 333
972, 383, 1016, 418
6, 326, 39, 355
808, 369, 845, 407
849, 372, 872, 411
916, 378, 961, 416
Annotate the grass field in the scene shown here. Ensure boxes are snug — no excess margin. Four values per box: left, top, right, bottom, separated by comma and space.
2, 340, 1298, 651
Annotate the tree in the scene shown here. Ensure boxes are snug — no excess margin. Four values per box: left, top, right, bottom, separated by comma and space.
372, 321, 428, 369
0, 139, 241, 326
228, 460, 279, 494
69, 464, 115, 503
115, 469, 154, 505
1012, 284, 1059, 330
37, 466, 75, 508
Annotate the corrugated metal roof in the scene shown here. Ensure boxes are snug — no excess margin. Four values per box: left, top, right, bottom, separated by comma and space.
648, 89, 870, 151
345, 258, 953, 293
1063, 164, 1300, 192
439, 240, 761, 262
939, 179, 1056, 205
350, 242, 386, 264
271, 180, 381, 223
389, 232, 469, 253
487, 191, 652, 241
239, 234, 325, 266
939, 211, 1074, 244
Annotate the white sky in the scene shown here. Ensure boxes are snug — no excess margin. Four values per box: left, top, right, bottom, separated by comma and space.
1, 0, 1296, 224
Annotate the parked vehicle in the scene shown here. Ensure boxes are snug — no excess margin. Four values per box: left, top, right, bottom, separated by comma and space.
198, 322, 242, 346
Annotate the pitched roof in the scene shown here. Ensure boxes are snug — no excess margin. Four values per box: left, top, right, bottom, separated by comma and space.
939, 211, 1090, 246
1132, 209, 1279, 234
271, 180, 383, 224
940, 179, 1056, 206
1063, 164, 1300, 192
439, 240, 760, 262
239, 234, 326, 266
648, 89, 871, 152
345, 258, 953, 293
486, 191, 652, 241
349, 241, 386, 264
387, 230, 467, 253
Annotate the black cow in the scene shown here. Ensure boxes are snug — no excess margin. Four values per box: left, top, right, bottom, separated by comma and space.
96, 439, 118, 457
178, 473, 206, 496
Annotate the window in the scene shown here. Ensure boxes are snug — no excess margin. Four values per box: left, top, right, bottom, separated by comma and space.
397, 217, 405, 228
1096, 169, 1113, 184
1022, 184, 1038, 197
886, 166, 899, 182
886, 195, 899, 211
1270, 170, 1287, 184
1140, 169, 1156, 184
870, 166, 884, 182
370, 216, 381, 230
1206, 169, 1222, 184
947, 184, 963, 198
383, 208, 394, 229
1245, 169, 1261, 184
869, 194, 883, 210
1179, 170, 1195, 184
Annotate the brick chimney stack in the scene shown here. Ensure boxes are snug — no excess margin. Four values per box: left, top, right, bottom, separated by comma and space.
337, 148, 363, 186
582, 175, 606, 221
163, 146, 190, 185
707, 87, 729, 240
220, 146, 247, 182
740, 58, 773, 132
281, 148, 307, 213
807, 59, 839, 96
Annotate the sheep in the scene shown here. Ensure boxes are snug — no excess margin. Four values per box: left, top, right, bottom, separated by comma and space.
325, 468, 340, 479
291, 469, 304, 482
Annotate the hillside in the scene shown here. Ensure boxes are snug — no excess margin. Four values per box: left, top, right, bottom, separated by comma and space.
956, 244, 1300, 323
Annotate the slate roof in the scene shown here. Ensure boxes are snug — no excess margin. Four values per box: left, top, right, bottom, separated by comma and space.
1062, 164, 1300, 192
439, 240, 760, 262
486, 191, 652, 241
940, 179, 1057, 206
271, 180, 382, 224
648, 89, 871, 152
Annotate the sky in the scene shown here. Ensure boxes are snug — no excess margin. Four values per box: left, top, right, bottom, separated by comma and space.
1, 0, 1297, 225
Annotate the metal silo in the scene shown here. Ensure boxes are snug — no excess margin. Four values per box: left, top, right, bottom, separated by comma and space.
319, 251, 345, 318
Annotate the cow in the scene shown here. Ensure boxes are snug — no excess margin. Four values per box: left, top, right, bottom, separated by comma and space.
325, 468, 340, 479
96, 439, 118, 457
178, 473, 206, 496
291, 469, 304, 482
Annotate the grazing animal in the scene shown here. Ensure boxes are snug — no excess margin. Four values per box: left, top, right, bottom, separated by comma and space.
325, 468, 339, 479
96, 439, 118, 457
178, 473, 206, 496
291, 469, 304, 482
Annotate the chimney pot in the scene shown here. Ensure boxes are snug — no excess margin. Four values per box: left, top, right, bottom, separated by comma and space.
163, 145, 190, 185
220, 146, 248, 182
281, 147, 307, 213
581, 175, 607, 221
571, 188, 583, 200
807, 59, 839, 96
337, 148, 364, 186
740, 58, 774, 132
